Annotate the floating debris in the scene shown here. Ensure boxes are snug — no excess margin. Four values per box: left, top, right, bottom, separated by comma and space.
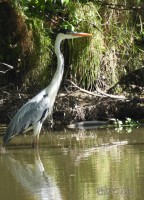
67, 120, 110, 129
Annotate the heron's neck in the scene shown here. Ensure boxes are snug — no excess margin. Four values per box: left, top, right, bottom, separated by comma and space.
46, 37, 64, 97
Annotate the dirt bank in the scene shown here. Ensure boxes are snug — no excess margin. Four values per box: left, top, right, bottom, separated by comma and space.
1, 87, 144, 131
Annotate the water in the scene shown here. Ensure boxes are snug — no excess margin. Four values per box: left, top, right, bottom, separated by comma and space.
1, 126, 144, 200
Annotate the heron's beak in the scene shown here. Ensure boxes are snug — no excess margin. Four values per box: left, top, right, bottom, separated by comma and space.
72, 32, 92, 37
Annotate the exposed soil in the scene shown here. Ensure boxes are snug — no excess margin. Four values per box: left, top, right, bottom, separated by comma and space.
1, 87, 144, 132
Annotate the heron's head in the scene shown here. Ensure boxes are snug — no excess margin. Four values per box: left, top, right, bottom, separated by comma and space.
57, 29, 92, 40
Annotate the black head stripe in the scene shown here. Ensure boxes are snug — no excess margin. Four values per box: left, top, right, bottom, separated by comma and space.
58, 29, 74, 35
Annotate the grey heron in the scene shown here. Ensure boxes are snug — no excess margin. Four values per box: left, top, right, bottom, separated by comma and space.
3, 29, 92, 148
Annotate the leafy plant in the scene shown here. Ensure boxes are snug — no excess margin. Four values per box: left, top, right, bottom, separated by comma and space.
113, 118, 139, 128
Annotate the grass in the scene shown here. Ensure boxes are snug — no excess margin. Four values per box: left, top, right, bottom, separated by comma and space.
68, 2, 104, 90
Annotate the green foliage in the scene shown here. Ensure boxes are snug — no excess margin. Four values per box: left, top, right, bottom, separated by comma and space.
114, 118, 139, 128
91, 0, 144, 91
67, 2, 103, 89
10, 0, 53, 88
3, 0, 144, 91
24, 18, 52, 88
111, 118, 140, 133
63, 0, 144, 90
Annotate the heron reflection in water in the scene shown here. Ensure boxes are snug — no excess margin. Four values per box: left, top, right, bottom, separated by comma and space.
3, 151, 62, 200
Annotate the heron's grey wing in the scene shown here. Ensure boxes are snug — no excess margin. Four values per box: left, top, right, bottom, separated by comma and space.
3, 95, 50, 144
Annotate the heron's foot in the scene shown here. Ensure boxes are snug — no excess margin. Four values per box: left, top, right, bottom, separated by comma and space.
32, 139, 39, 149
32, 142, 38, 149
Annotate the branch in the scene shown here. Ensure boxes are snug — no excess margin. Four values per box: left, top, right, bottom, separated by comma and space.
96, 1, 142, 11
67, 80, 126, 100
96, 88, 126, 100
0, 62, 13, 73
67, 80, 102, 97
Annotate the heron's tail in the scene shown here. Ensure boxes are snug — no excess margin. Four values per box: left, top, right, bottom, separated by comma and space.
3, 134, 10, 145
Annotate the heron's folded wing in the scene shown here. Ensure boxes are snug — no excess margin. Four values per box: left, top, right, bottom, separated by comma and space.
3, 95, 50, 144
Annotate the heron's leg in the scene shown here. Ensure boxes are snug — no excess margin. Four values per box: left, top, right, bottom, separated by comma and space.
32, 122, 42, 148
32, 134, 39, 149
47, 113, 53, 129
50, 115, 54, 129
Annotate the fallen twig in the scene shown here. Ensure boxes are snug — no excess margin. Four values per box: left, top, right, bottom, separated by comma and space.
96, 88, 126, 100
67, 80, 126, 100
67, 80, 102, 97
0, 62, 13, 73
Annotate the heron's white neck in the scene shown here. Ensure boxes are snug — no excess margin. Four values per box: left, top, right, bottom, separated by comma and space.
46, 36, 64, 100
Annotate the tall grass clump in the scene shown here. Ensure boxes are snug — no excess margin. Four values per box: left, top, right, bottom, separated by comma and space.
67, 0, 144, 91
67, 2, 104, 90
99, 7, 134, 88
98, 0, 144, 90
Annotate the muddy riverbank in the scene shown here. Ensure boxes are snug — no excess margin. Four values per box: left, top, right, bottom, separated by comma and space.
1, 88, 144, 132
